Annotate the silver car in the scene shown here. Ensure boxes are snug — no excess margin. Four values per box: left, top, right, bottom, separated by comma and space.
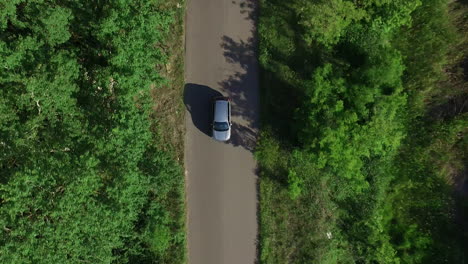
211, 96, 231, 141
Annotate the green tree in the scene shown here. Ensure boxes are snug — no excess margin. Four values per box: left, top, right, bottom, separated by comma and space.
0, 1, 185, 263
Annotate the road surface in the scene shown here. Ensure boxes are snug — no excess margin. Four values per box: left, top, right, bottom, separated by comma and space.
184, 0, 259, 263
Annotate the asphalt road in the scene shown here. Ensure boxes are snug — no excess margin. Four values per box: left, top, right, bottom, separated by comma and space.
184, 0, 259, 263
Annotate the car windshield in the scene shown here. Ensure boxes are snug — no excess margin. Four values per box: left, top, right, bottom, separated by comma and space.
213, 121, 229, 131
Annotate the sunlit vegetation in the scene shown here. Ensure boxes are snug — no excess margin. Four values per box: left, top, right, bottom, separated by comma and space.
0, 1, 185, 263
257, 0, 468, 262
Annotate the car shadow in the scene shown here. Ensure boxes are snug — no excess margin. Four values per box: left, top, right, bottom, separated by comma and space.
184, 83, 223, 137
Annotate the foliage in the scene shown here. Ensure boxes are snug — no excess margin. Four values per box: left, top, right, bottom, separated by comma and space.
286, 170, 302, 200
0, 1, 185, 263
295, 0, 365, 46
257, 0, 467, 263
386, 114, 468, 263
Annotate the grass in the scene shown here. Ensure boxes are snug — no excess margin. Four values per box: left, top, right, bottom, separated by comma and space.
151, 0, 186, 163
149, 0, 187, 262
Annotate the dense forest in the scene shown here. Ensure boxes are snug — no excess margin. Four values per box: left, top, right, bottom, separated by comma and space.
257, 0, 467, 263
0, 1, 185, 263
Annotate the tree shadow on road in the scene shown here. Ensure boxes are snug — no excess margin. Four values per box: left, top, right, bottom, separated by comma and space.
184, 83, 223, 137
224, 1, 261, 263
219, 34, 259, 152
228, 1, 262, 263
232, 0, 258, 21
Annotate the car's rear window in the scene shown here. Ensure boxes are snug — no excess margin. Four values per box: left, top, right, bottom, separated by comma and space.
213, 121, 229, 131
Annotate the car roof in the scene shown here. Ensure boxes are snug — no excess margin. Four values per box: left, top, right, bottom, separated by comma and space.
214, 99, 229, 122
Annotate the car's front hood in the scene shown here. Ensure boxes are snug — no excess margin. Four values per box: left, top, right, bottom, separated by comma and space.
213, 129, 230, 141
